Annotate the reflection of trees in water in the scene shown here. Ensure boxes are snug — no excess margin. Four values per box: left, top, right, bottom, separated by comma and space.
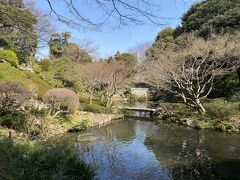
144, 124, 240, 179
72, 120, 240, 179
144, 125, 215, 179
74, 130, 128, 177
103, 120, 136, 143
144, 124, 196, 166
170, 134, 215, 179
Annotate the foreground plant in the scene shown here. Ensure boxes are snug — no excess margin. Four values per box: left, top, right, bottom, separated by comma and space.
0, 138, 95, 179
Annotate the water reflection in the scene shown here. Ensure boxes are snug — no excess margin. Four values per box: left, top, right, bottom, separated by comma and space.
70, 119, 240, 179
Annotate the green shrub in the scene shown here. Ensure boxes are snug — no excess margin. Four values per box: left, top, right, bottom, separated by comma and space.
82, 103, 112, 114
33, 64, 42, 74
228, 91, 240, 102
68, 118, 90, 132
0, 49, 19, 66
39, 59, 51, 71
0, 112, 27, 131
0, 138, 95, 179
79, 96, 89, 104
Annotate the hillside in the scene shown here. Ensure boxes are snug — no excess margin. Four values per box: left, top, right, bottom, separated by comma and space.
40, 57, 83, 91
0, 63, 52, 98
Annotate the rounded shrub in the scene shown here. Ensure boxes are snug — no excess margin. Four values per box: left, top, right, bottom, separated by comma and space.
0, 49, 19, 66
0, 81, 33, 114
43, 88, 80, 113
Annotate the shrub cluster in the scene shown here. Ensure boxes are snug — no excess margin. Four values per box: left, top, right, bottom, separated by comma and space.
43, 88, 80, 113
0, 49, 19, 67
0, 81, 33, 114
0, 138, 95, 180
205, 104, 239, 120
39, 59, 51, 71
33, 64, 42, 74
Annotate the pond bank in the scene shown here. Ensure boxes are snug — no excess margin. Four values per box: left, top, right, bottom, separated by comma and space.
155, 114, 240, 134
0, 111, 123, 140
65, 111, 123, 132
154, 102, 240, 134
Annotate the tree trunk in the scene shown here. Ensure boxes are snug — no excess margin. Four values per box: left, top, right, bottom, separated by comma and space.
195, 99, 206, 114
237, 68, 240, 80
89, 90, 93, 105
101, 93, 105, 102
106, 97, 112, 107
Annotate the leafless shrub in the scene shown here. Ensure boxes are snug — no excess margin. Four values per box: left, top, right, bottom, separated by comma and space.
0, 81, 33, 113
43, 88, 80, 114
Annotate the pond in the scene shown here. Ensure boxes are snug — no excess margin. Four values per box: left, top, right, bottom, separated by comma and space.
65, 118, 240, 179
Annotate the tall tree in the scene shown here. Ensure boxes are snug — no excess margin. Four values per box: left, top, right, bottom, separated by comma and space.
48, 32, 71, 58
174, 0, 240, 80
61, 31, 71, 46
64, 43, 92, 64
127, 41, 152, 64
146, 28, 175, 61
25, 1, 55, 49
0, 0, 37, 64
174, 0, 240, 38
114, 52, 137, 68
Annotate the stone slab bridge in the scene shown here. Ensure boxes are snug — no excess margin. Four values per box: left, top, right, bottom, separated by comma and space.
122, 107, 157, 118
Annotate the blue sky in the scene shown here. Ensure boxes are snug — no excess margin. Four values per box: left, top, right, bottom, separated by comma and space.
35, 0, 196, 58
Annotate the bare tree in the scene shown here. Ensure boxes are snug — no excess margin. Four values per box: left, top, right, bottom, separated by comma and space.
79, 61, 130, 107
0, 81, 33, 113
23, 1, 55, 68
127, 41, 152, 64
127, 41, 153, 83
25, 1, 55, 49
44, 0, 162, 30
79, 62, 104, 104
100, 61, 130, 107
78, 38, 100, 59
147, 34, 240, 114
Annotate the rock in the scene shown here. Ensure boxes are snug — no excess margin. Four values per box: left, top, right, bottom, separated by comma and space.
235, 129, 240, 133
184, 118, 195, 127
215, 123, 226, 132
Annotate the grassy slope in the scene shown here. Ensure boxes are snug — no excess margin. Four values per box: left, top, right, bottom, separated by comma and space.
40, 57, 84, 91
0, 63, 52, 98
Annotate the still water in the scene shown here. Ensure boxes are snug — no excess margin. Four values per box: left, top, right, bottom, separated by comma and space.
68, 119, 240, 179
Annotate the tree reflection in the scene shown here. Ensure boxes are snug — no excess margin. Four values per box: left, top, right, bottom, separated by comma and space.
102, 119, 136, 143
144, 124, 240, 179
